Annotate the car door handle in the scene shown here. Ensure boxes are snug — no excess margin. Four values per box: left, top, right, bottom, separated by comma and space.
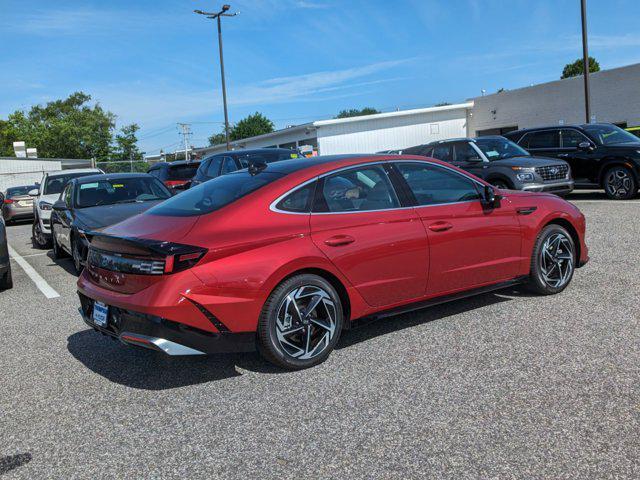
324, 235, 355, 247
558, 153, 569, 158
517, 206, 537, 215
428, 221, 453, 232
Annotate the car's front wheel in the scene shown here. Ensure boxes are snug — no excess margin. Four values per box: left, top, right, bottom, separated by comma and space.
0, 265, 13, 290
257, 274, 344, 369
603, 166, 637, 200
71, 236, 83, 274
526, 224, 576, 295
32, 218, 50, 249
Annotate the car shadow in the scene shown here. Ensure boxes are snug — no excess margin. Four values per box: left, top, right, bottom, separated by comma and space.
338, 289, 516, 349
68, 288, 522, 390
66, 329, 283, 390
565, 191, 608, 201
46, 251, 78, 276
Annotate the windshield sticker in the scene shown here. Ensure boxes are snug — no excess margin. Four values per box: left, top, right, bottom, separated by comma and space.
80, 183, 99, 190
486, 150, 500, 158
290, 154, 298, 158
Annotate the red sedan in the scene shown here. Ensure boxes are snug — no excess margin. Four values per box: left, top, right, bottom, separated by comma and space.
77, 155, 588, 369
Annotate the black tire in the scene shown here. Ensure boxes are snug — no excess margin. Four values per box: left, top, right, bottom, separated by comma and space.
526, 224, 576, 295
257, 274, 344, 370
52, 232, 68, 259
32, 218, 51, 249
71, 236, 83, 274
602, 166, 637, 200
0, 266, 13, 290
491, 179, 511, 190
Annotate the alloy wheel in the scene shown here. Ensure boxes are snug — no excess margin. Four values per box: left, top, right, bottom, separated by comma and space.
605, 168, 633, 198
72, 239, 82, 273
275, 285, 337, 360
539, 232, 574, 288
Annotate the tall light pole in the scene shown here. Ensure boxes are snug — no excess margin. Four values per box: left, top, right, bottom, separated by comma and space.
580, 0, 591, 123
195, 5, 238, 151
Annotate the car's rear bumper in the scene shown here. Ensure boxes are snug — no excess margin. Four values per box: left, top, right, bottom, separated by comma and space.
2, 205, 34, 221
522, 180, 574, 195
77, 292, 256, 355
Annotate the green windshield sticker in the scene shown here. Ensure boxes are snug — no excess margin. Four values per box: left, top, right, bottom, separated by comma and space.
112, 184, 124, 188
80, 183, 99, 190
290, 153, 298, 158
486, 151, 499, 158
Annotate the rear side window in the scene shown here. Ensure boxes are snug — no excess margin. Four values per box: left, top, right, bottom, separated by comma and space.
396, 163, 481, 206
221, 157, 239, 175
316, 166, 399, 213
453, 142, 481, 161
148, 168, 163, 179
275, 182, 316, 213
431, 145, 452, 162
168, 164, 199, 180
205, 157, 223, 177
148, 172, 285, 217
523, 130, 560, 149
402, 145, 429, 156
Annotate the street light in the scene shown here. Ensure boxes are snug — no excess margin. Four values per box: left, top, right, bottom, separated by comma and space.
580, 0, 591, 123
195, 4, 239, 151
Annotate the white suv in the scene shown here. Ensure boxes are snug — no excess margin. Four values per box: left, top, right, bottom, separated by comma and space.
30, 168, 103, 248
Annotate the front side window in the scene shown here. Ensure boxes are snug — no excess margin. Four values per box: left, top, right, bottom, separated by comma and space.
205, 157, 223, 177
64, 184, 73, 206
148, 171, 285, 217
431, 144, 452, 162
523, 130, 560, 149
317, 166, 399, 213
560, 129, 589, 148
396, 162, 481, 206
221, 157, 239, 175
453, 142, 482, 162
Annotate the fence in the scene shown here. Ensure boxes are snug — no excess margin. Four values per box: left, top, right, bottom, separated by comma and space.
95, 160, 153, 174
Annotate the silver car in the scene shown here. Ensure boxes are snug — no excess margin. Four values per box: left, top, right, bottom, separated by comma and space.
2, 185, 36, 223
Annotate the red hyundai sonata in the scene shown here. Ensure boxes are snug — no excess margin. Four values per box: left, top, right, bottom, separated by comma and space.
77, 154, 588, 369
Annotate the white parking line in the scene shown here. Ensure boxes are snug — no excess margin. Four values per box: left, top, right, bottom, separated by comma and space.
7, 244, 60, 299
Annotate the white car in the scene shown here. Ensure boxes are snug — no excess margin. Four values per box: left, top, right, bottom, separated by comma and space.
30, 168, 103, 248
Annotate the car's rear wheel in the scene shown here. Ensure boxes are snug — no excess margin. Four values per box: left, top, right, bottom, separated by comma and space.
0, 265, 13, 290
603, 166, 637, 200
526, 224, 575, 295
71, 236, 83, 274
32, 219, 50, 249
257, 274, 344, 369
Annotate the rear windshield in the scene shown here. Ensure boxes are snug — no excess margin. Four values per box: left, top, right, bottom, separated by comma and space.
75, 177, 171, 208
168, 163, 200, 180
44, 173, 97, 195
7, 185, 36, 197
235, 151, 299, 168
147, 171, 285, 217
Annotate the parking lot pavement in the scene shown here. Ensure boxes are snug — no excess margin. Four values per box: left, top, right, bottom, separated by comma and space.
1, 193, 639, 479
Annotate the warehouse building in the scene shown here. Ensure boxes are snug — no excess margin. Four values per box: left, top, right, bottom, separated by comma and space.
188, 62, 640, 158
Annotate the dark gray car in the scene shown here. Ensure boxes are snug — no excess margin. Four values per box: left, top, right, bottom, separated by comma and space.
404, 136, 574, 195
0, 215, 12, 290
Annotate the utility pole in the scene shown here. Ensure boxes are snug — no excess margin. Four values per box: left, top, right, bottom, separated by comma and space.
178, 123, 193, 161
194, 5, 239, 151
580, 0, 591, 123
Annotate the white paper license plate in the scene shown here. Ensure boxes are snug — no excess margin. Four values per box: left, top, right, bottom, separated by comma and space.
18, 201, 32, 207
92, 301, 109, 327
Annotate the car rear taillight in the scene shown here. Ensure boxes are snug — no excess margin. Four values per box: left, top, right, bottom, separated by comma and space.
164, 180, 188, 187
88, 235, 207, 276
3, 198, 14, 204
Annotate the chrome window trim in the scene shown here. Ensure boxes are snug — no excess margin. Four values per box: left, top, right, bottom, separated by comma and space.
269, 159, 487, 215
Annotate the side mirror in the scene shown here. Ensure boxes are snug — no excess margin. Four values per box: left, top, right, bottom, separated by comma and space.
482, 185, 501, 208
52, 200, 68, 211
578, 141, 594, 152
28, 189, 39, 197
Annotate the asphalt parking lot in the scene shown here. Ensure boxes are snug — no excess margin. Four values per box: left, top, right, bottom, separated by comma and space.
1, 191, 639, 479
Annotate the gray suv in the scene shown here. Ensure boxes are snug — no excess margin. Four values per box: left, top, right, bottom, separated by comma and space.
403, 136, 574, 195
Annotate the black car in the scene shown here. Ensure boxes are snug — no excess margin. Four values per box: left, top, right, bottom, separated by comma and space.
504, 123, 640, 200
405, 136, 574, 195
191, 148, 302, 187
0, 215, 12, 290
50, 173, 172, 273
147, 160, 201, 192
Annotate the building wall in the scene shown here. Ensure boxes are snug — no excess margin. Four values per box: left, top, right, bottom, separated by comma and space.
469, 63, 640, 135
0, 158, 62, 193
198, 126, 317, 156
317, 107, 469, 155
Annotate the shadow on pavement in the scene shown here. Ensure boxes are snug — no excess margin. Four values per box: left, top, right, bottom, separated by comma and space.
0, 452, 32, 476
46, 250, 78, 276
565, 191, 608, 201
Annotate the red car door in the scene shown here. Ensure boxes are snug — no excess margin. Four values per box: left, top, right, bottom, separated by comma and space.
393, 162, 522, 296
310, 164, 428, 308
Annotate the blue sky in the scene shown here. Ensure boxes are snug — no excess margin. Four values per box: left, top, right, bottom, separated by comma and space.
2, 0, 640, 154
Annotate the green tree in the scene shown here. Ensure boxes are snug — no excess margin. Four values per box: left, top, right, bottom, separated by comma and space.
2, 91, 116, 160
112, 123, 142, 161
335, 107, 380, 119
561, 57, 600, 79
0, 119, 16, 156
230, 112, 274, 141
208, 130, 227, 146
